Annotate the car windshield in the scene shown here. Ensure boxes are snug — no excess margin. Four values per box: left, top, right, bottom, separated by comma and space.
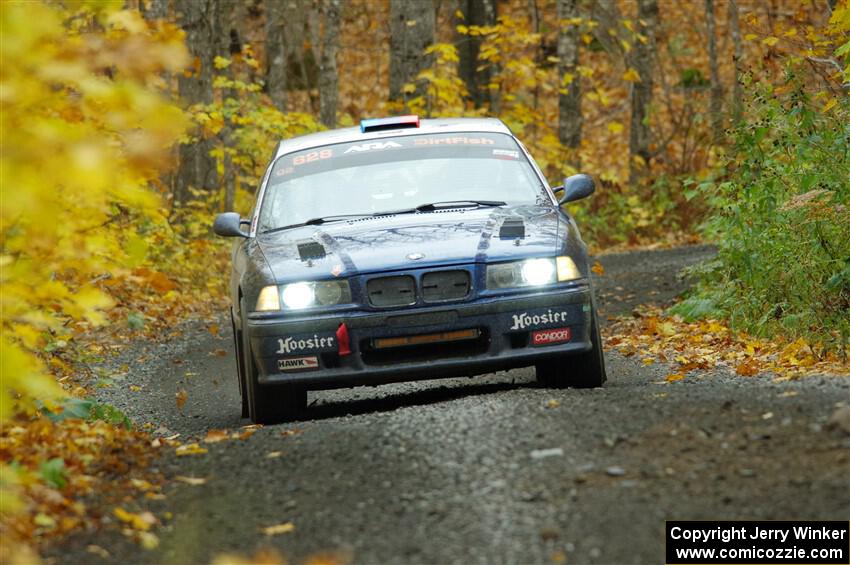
258, 132, 546, 232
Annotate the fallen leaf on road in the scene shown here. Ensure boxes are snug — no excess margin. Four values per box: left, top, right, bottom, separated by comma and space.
175, 389, 188, 410
130, 478, 155, 492
607, 305, 849, 379
204, 429, 229, 443
304, 552, 352, 565
280, 429, 301, 437
545, 399, 560, 409
86, 545, 110, 559
175, 476, 208, 486
665, 373, 685, 383
235, 428, 256, 441
129, 385, 142, 392
175, 443, 207, 456
113, 508, 157, 531
208, 324, 220, 337
210, 348, 227, 357
139, 531, 159, 550
266, 451, 284, 459
736, 359, 759, 376
591, 261, 605, 275
212, 549, 286, 565
262, 522, 295, 536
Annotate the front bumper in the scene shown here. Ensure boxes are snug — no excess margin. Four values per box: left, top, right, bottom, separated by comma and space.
246, 285, 593, 388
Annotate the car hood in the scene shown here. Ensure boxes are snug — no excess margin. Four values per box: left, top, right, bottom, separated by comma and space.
256, 205, 565, 281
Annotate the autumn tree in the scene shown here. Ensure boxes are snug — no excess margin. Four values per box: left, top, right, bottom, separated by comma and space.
728, 0, 744, 122
0, 1, 188, 416
266, 0, 288, 112
557, 0, 582, 166
705, 0, 723, 142
628, 0, 659, 184
319, 0, 342, 127
389, 0, 436, 103
457, 0, 497, 108
174, 0, 227, 204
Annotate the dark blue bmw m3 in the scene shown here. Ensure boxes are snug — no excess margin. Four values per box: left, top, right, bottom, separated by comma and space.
214, 115, 606, 423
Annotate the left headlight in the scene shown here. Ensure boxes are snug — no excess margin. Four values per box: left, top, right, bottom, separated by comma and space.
255, 280, 352, 311
486, 256, 581, 289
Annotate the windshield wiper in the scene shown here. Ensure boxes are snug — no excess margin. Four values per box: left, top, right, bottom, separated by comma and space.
414, 200, 506, 211
261, 201, 507, 234
262, 213, 375, 234
380, 200, 508, 216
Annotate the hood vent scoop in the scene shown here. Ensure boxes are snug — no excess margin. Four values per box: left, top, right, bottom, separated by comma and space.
297, 239, 326, 261
499, 217, 525, 239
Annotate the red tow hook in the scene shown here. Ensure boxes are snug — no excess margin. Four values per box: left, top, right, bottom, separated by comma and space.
336, 323, 351, 356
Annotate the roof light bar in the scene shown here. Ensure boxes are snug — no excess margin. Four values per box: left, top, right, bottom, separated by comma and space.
360, 115, 420, 133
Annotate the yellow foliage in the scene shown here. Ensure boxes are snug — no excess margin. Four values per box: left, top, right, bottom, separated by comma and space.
622, 68, 641, 82
0, 1, 188, 416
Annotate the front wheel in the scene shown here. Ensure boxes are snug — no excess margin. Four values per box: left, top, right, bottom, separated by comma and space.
231, 309, 249, 419
240, 299, 307, 424
536, 306, 607, 388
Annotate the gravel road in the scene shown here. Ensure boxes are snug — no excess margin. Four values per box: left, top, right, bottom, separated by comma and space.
56, 245, 849, 565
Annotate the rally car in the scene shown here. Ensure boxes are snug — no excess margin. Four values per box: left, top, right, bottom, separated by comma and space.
214, 116, 606, 423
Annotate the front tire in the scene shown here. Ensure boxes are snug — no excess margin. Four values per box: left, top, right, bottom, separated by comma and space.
239, 299, 307, 424
231, 309, 249, 419
536, 306, 607, 388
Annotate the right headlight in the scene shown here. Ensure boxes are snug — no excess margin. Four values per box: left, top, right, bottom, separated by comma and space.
486, 256, 581, 289
255, 280, 352, 311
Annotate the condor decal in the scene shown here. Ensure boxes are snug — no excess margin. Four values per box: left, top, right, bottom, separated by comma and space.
278, 356, 319, 371
531, 327, 572, 346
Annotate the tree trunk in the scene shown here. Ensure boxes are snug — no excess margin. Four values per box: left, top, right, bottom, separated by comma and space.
557, 0, 582, 167
457, 0, 497, 108
728, 0, 744, 122
141, 0, 169, 20
705, 0, 723, 143
174, 0, 223, 205
319, 0, 342, 128
389, 0, 436, 104
266, 0, 288, 112
628, 0, 659, 185
216, 0, 235, 212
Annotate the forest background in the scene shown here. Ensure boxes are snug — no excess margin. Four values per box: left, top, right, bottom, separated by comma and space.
1, 0, 848, 558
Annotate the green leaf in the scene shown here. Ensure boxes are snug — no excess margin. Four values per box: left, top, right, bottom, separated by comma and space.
39, 458, 67, 489
127, 312, 145, 329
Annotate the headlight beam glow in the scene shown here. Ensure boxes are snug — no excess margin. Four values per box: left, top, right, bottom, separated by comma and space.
520, 258, 556, 286
281, 282, 316, 310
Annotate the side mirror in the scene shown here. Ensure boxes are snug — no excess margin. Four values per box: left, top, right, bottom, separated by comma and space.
558, 173, 595, 205
213, 212, 248, 238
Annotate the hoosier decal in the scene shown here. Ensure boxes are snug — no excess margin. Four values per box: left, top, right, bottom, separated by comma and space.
509, 309, 570, 331
276, 335, 335, 354
278, 356, 319, 371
